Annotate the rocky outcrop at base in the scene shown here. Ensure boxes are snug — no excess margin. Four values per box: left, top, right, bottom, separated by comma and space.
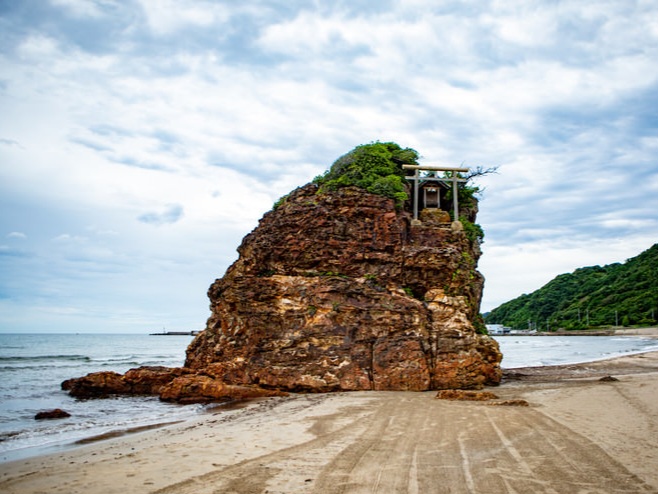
61, 366, 286, 403
62, 366, 192, 398
158, 375, 287, 404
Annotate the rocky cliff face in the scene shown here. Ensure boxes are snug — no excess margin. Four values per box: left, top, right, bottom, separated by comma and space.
185, 184, 501, 392
63, 181, 501, 403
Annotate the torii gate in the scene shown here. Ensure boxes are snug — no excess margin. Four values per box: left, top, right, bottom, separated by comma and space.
402, 165, 469, 222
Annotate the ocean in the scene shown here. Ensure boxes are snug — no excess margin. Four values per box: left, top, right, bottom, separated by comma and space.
0, 333, 199, 463
1, 332, 658, 463
494, 334, 658, 368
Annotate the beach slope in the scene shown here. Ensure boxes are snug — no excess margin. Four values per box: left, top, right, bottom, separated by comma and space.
1, 351, 657, 493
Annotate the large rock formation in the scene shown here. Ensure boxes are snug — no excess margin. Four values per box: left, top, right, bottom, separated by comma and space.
63, 154, 502, 402
185, 184, 501, 392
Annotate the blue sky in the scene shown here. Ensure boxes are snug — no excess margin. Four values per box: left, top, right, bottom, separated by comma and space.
1, 0, 657, 333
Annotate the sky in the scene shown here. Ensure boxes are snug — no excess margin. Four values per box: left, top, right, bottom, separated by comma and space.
1, 0, 657, 333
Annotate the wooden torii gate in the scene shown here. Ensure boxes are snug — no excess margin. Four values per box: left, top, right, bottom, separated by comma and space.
402, 164, 469, 222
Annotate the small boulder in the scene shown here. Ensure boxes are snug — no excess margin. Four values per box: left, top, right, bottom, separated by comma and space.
35, 409, 71, 420
487, 399, 530, 407
435, 390, 499, 401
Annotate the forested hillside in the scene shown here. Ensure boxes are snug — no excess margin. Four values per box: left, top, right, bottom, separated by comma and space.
485, 243, 658, 330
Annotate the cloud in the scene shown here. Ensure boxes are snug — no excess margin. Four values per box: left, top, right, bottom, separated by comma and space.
138, 204, 184, 225
1, 0, 657, 330
0, 138, 21, 147
6, 231, 26, 239
52, 233, 85, 242
137, 0, 230, 36
0, 245, 32, 258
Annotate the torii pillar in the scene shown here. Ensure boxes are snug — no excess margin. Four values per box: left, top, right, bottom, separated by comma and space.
402, 164, 469, 222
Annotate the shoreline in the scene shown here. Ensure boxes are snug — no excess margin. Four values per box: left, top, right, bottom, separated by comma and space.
501, 343, 658, 372
494, 326, 658, 337
3, 331, 657, 463
1, 349, 658, 493
496, 330, 617, 336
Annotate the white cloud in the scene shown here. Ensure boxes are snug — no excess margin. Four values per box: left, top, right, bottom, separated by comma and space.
137, 0, 230, 35
1, 0, 657, 331
52, 234, 85, 242
50, 0, 111, 18
138, 204, 184, 226
17, 34, 60, 60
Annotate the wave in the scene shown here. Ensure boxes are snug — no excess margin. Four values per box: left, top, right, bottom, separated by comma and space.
0, 355, 92, 363
97, 355, 175, 363
0, 431, 20, 443
1, 358, 182, 374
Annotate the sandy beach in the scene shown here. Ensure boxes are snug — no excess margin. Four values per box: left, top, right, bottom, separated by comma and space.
2, 347, 658, 493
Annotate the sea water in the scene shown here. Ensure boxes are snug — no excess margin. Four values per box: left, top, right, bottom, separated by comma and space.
2, 332, 658, 463
0, 333, 200, 462
494, 334, 658, 368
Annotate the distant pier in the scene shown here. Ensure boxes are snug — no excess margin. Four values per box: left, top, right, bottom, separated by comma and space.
150, 330, 200, 336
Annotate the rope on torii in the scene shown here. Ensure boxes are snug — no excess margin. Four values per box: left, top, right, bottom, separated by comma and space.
402, 165, 469, 221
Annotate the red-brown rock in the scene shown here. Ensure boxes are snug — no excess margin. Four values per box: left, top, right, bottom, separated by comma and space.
62, 371, 130, 398
185, 185, 502, 391
123, 366, 194, 394
159, 375, 288, 404
435, 390, 499, 401
62, 180, 502, 401
62, 366, 193, 398
35, 408, 71, 420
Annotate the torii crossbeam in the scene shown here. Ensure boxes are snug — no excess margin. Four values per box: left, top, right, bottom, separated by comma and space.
402, 165, 469, 221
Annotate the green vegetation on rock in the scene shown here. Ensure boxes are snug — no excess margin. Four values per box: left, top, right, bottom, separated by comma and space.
445, 180, 479, 216
485, 243, 658, 330
460, 217, 484, 244
274, 142, 490, 253
313, 141, 419, 206
272, 192, 290, 210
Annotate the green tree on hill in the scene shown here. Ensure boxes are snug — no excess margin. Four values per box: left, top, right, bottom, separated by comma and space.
485, 244, 658, 330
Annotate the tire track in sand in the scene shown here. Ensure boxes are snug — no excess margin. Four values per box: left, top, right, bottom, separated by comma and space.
155, 392, 655, 494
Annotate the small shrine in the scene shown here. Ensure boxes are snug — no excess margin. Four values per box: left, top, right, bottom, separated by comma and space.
403, 165, 469, 223
419, 176, 448, 209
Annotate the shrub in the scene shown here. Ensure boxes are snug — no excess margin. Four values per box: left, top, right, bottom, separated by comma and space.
272, 193, 290, 210
367, 175, 408, 205
460, 217, 484, 244
314, 141, 419, 206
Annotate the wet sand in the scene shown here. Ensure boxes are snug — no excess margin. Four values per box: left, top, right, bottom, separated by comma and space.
1, 350, 657, 493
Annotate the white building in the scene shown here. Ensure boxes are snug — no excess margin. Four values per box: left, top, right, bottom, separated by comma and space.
486, 324, 510, 335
